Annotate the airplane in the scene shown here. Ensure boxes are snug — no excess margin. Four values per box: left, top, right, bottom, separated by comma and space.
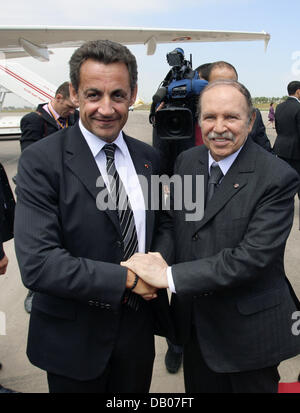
0, 26, 270, 60
0, 25, 271, 138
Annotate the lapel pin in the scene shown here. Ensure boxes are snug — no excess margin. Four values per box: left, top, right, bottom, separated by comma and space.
234, 183, 239, 188
144, 163, 149, 168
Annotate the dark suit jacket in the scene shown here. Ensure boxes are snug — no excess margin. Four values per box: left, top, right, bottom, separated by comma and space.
273, 97, 300, 159
20, 103, 79, 151
0, 163, 15, 259
249, 108, 272, 152
14, 124, 172, 380
155, 138, 300, 373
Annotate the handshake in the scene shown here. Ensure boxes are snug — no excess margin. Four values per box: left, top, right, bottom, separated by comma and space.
121, 252, 169, 301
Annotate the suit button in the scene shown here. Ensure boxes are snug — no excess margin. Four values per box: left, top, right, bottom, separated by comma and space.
116, 240, 123, 248
192, 234, 199, 241
88, 300, 94, 306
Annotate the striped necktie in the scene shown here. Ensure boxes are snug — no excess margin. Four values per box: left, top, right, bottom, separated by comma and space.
206, 163, 223, 204
103, 143, 139, 310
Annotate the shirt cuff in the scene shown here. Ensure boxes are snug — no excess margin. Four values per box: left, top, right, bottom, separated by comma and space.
167, 266, 176, 293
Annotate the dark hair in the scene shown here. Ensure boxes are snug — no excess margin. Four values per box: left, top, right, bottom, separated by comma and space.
208, 61, 238, 81
195, 63, 211, 81
69, 40, 138, 93
55, 81, 71, 98
198, 79, 254, 121
287, 81, 300, 96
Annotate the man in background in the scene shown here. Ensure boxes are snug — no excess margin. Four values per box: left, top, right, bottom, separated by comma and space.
20, 81, 78, 151
273, 80, 300, 199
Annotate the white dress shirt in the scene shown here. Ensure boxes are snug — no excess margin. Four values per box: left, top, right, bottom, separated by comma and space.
79, 120, 146, 253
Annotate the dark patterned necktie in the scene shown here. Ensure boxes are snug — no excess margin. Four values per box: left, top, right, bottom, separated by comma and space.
103, 143, 139, 310
57, 117, 66, 129
207, 163, 223, 203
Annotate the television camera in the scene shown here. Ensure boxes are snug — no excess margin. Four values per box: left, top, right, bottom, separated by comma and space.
150, 48, 207, 140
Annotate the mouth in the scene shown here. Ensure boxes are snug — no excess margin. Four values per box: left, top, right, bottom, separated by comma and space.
210, 137, 233, 146
92, 117, 117, 127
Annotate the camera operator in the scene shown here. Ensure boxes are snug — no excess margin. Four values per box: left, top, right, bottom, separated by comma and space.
151, 48, 208, 176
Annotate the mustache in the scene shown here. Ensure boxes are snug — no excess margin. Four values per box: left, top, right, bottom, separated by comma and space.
207, 131, 234, 141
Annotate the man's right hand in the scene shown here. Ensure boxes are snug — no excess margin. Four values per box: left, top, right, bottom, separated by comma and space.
126, 269, 158, 301
0, 255, 8, 275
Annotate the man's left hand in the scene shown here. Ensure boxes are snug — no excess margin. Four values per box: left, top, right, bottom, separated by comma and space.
121, 252, 168, 289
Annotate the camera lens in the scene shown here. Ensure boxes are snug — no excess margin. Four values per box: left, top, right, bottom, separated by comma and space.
156, 107, 193, 140
166, 114, 183, 135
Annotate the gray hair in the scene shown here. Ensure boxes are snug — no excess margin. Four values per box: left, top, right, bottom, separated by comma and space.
69, 40, 138, 93
198, 79, 255, 122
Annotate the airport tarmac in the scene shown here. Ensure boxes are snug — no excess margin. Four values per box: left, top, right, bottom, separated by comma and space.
0, 110, 299, 393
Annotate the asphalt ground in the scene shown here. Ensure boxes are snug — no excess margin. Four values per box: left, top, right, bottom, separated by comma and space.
0, 110, 299, 393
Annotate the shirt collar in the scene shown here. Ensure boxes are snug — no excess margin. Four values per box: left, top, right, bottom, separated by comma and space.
47, 102, 60, 119
289, 96, 300, 103
208, 139, 246, 176
79, 119, 126, 159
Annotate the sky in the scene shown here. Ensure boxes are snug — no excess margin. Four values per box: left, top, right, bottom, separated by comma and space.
1, 0, 300, 106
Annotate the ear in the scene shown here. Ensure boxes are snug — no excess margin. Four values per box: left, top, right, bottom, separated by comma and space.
69, 83, 79, 107
129, 85, 138, 107
55, 93, 63, 102
248, 109, 256, 133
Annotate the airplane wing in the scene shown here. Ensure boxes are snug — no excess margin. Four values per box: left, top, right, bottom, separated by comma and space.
0, 26, 271, 61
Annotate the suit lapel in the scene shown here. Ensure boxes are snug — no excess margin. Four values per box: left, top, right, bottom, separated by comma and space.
124, 134, 154, 252
194, 138, 255, 233
64, 124, 121, 234
40, 107, 59, 129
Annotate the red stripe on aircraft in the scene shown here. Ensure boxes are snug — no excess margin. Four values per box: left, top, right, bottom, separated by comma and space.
0, 64, 54, 101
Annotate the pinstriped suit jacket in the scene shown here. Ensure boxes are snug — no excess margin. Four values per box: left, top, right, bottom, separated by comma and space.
14, 123, 173, 380
155, 137, 300, 373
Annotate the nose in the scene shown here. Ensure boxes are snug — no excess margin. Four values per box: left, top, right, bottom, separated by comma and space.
97, 96, 115, 116
213, 117, 227, 134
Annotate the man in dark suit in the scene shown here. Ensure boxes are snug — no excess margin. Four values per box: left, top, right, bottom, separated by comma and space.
20, 81, 79, 313
122, 80, 300, 393
273, 81, 300, 198
14, 40, 171, 393
158, 59, 272, 375
0, 163, 16, 393
20, 81, 79, 151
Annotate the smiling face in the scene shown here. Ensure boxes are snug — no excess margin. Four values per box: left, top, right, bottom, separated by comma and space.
199, 84, 255, 161
70, 59, 137, 142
